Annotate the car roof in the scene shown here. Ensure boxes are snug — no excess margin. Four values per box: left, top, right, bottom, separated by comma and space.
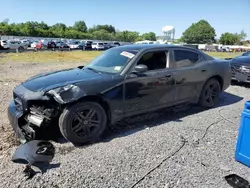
112, 44, 199, 51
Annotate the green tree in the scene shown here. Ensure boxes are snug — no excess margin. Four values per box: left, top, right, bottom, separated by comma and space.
0, 20, 162, 42
73, 21, 87, 32
92, 29, 114, 40
219, 32, 241, 45
135, 36, 143, 42
181, 19, 216, 44
142, 32, 156, 41
88, 24, 116, 33
50, 23, 67, 38
115, 31, 140, 42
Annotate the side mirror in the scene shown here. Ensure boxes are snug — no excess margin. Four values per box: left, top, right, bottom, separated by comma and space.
133, 64, 148, 73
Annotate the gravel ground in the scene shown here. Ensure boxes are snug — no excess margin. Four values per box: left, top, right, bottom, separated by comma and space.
1, 61, 250, 188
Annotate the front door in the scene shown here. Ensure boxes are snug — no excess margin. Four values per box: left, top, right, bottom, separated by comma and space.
123, 50, 175, 116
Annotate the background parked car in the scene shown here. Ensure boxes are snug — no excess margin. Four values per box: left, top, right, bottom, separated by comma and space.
7, 40, 28, 51
230, 56, 250, 83
109, 42, 120, 48
77, 42, 86, 50
103, 42, 111, 49
84, 41, 93, 50
56, 42, 70, 49
31, 41, 39, 48
47, 41, 57, 49
68, 41, 85, 50
92, 42, 105, 50
35, 42, 47, 49
0, 40, 10, 50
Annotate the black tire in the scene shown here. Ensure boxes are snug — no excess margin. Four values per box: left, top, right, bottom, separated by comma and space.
59, 101, 107, 144
198, 78, 221, 108
18, 46, 24, 52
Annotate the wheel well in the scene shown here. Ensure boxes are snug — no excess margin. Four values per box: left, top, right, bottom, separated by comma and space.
73, 95, 111, 122
209, 75, 224, 91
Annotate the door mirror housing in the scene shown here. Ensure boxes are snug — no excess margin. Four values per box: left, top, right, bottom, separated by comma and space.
133, 64, 148, 73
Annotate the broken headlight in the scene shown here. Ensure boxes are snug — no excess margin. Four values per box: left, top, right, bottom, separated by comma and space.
47, 84, 81, 104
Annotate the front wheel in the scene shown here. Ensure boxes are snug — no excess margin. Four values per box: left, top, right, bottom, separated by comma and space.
198, 78, 221, 108
59, 101, 107, 144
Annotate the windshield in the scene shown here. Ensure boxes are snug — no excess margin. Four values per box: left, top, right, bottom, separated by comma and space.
86, 49, 138, 74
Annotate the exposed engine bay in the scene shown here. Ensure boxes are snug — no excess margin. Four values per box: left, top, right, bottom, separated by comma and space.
21, 103, 61, 141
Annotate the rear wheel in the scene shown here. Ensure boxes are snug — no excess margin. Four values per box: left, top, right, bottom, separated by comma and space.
198, 78, 221, 108
18, 46, 24, 52
59, 101, 107, 144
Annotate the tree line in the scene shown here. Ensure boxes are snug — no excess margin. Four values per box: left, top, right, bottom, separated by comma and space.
0, 19, 156, 42
0, 18, 247, 45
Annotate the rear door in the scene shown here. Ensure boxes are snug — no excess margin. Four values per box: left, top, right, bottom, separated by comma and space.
171, 48, 208, 103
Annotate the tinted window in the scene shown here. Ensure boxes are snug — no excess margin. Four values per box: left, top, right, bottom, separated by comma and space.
174, 50, 200, 68
137, 51, 167, 70
98, 43, 103, 45
92, 43, 97, 45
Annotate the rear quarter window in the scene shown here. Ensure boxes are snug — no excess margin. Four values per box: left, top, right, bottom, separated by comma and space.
174, 50, 201, 68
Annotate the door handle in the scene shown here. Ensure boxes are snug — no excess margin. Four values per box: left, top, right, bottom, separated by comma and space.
201, 69, 206, 72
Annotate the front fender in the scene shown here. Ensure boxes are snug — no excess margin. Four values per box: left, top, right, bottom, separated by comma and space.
47, 85, 87, 104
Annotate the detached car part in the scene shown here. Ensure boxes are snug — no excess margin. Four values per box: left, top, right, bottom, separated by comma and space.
225, 174, 250, 188
12, 140, 55, 179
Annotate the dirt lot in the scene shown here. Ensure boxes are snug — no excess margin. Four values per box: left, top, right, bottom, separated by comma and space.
1, 61, 250, 187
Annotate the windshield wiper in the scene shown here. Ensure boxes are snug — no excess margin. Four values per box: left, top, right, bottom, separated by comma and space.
87, 67, 101, 73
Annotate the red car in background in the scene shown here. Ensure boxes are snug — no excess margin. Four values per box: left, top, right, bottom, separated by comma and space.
35, 42, 46, 49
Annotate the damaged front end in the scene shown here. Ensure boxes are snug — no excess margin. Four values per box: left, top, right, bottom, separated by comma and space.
8, 84, 84, 143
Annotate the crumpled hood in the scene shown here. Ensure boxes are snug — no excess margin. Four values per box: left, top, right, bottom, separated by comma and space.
22, 67, 109, 92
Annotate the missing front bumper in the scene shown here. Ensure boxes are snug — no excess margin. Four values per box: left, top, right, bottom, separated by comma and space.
8, 100, 38, 143
8, 100, 27, 143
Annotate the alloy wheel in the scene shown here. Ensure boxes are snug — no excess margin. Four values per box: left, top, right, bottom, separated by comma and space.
70, 108, 101, 139
203, 83, 220, 107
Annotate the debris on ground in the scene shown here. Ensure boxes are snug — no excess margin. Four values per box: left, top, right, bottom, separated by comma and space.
11, 140, 55, 179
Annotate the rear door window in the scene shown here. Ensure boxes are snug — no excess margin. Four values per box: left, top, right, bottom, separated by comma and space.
173, 50, 201, 68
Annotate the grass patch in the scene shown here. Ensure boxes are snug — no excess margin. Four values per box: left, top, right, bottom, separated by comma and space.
0, 50, 243, 63
206, 52, 242, 58
0, 50, 102, 63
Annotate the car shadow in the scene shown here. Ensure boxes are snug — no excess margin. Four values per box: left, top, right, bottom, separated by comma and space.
33, 162, 61, 174
52, 91, 242, 148
99, 91, 243, 143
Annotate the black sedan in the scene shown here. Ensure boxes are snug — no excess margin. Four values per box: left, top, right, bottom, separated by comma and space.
230, 56, 250, 83
8, 44, 231, 144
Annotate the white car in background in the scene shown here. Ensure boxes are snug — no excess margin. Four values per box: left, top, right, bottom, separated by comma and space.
0, 40, 10, 49
68, 41, 81, 49
91, 42, 105, 50
7, 40, 29, 50
31, 41, 39, 48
